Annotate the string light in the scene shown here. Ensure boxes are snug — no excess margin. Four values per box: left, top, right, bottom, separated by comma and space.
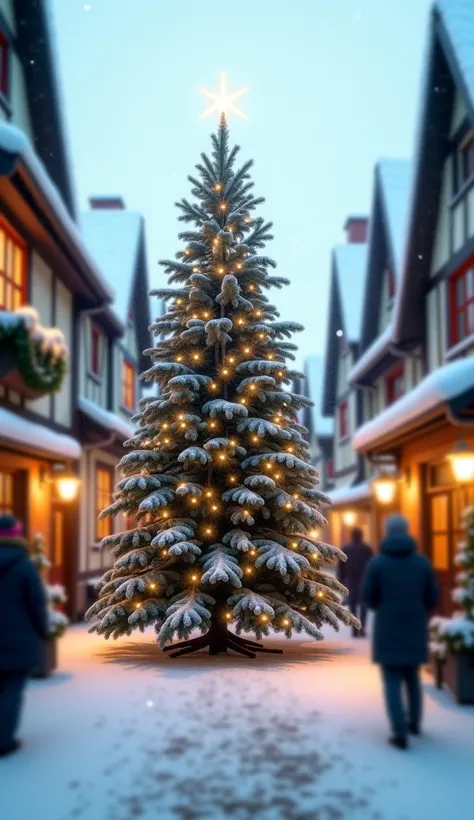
248, 284, 254, 290
293, 493, 299, 499
191, 574, 198, 582
192, 353, 200, 361
222, 367, 230, 376
287, 446, 295, 453
249, 385, 256, 392
228, 356, 236, 364
184, 248, 190, 255
218, 266, 225, 274
255, 310, 263, 318
163, 437, 170, 444
229, 438, 237, 447
228, 475, 237, 483
267, 354, 274, 360
214, 183, 222, 192
249, 549, 256, 556
274, 472, 281, 480
236, 262, 243, 271
161, 549, 168, 556
176, 298, 183, 305
240, 398, 247, 405
176, 356, 183, 362
210, 382, 218, 391
149, 582, 156, 590
191, 498, 198, 505
317, 591, 324, 598
251, 435, 259, 443
219, 203, 227, 211
258, 333, 265, 339
136, 603, 142, 609
285, 502, 293, 510
261, 614, 268, 622
245, 567, 253, 575
180, 422, 187, 429
292, 541, 298, 548
218, 454, 226, 462
192, 266, 199, 273
211, 504, 218, 512
163, 511, 169, 519
209, 420, 217, 429
205, 490, 213, 498
237, 318, 245, 326
243, 346, 251, 354
205, 527, 213, 536
282, 618, 290, 626
265, 461, 272, 470
163, 423, 169, 430
225, 612, 232, 620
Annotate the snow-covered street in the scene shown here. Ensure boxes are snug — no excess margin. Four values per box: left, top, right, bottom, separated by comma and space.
2, 624, 474, 820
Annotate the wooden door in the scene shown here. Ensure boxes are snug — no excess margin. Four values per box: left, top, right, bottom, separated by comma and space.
429, 492, 452, 614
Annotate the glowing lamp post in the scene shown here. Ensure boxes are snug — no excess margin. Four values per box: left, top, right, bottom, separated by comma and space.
371, 475, 397, 506
52, 465, 81, 502
447, 440, 474, 484
342, 510, 357, 527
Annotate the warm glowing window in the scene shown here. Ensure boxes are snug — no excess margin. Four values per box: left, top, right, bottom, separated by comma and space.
0, 33, 9, 97
96, 467, 113, 541
385, 364, 405, 405
0, 218, 27, 311
450, 262, 474, 345
0, 471, 13, 515
122, 359, 135, 410
338, 401, 348, 439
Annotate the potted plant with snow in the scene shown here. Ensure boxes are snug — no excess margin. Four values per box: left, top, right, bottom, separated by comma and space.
429, 506, 474, 704
30, 533, 69, 678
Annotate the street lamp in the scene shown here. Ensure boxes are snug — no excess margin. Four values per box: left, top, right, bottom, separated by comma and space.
447, 439, 474, 484
371, 474, 397, 505
342, 510, 357, 527
52, 464, 81, 501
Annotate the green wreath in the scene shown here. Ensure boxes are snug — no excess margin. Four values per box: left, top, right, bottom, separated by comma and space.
0, 317, 67, 393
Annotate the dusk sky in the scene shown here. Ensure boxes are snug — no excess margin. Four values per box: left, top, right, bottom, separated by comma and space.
50, 0, 433, 367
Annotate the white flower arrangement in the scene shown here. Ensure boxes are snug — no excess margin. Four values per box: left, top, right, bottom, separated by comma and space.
47, 608, 69, 639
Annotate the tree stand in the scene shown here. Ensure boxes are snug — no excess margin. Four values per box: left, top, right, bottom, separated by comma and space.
164, 609, 283, 659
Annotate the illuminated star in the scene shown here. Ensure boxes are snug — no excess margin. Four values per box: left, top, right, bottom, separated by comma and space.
199, 73, 249, 121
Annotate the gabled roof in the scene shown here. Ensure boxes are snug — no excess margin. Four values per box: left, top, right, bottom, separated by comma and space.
12, 0, 76, 216
351, 159, 412, 375
393, 0, 474, 345
304, 355, 333, 439
322, 241, 368, 415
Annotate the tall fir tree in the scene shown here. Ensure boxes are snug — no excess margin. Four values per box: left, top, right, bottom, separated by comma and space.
86, 118, 359, 657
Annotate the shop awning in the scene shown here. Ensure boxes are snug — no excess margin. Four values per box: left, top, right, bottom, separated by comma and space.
353, 358, 474, 453
0, 406, 81, 460
78, 396, 135, 441
326, 481, 372, 507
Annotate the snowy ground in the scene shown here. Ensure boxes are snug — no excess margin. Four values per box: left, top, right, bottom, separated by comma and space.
2, 623, 474, 820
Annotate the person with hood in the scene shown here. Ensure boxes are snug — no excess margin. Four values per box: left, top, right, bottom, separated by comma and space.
362, 514, 439, 750
338, 527, 373, 637
0, 514, 48, 757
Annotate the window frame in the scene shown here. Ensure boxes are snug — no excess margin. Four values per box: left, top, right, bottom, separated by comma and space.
385, 363, 405, 406
121, 358, 135, 412
95, 464, 114, 542
0, 216, 28, 312
338, 401, 348, 440
449, 257, 474, 346
89, 325, 102, 378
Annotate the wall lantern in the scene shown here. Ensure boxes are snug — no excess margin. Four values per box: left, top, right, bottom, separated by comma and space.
371, 474, 398, 506
342, 509, 357, 527
447, 439, 474, 484
52, 464, 81, 502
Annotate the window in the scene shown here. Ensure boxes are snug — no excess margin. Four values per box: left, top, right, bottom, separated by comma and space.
96, 467, 113, 541
90, 327, 101, 376
122, 359, 135, 410
0, 471, 13, 515
460, 137, 474, 186
450, 260, 474, 345
338, 401, 348, 439
327, 459, 334, 479
0, 218, 27, 311
0, 33, 9, 98
385, 364, 405, 405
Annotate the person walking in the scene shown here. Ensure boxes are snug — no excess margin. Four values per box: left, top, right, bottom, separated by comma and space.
338, 527, 373, 637
0, 514, 48, 757
361, 514, 439, 750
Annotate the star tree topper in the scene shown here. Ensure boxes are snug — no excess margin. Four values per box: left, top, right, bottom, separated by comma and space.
199, 72, 249, 121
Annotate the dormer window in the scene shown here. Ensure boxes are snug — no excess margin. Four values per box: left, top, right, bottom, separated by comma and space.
122, 359, 135, 411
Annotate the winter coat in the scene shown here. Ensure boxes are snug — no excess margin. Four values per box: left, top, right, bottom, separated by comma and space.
338, 541, 373, 597
0, 536, 48, 672
361, 533, 439, 666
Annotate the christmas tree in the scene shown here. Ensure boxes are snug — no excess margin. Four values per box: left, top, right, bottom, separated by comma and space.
86, 117, 358, 658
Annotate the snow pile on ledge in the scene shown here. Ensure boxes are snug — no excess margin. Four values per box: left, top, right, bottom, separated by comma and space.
78, 395, 135, 440
353, 358, 474, 451
0, 306, 68, 360
326, 481, 372, 506
0, 406, 82, 459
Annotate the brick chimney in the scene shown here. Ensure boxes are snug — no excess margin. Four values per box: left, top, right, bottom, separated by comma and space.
344, 215, 368, 244
89, 196, 126, 210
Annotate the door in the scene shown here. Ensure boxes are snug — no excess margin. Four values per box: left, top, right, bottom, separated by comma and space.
429, 492, 452, 614
50, 503, 65, 585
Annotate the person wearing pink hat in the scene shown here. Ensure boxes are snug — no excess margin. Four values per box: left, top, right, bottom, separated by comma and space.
0, 514, 48, 757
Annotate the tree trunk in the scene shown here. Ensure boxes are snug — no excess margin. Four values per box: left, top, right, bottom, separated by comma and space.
208, 603, 228, 654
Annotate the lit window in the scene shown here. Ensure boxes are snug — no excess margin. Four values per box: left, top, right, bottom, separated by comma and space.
122, 360, 135, 410
0, 217, 27, 312
338, 401, 348, 439
90, 327, 101, 376
96, 467, 113, 541
0, 471, 13, 515
450, 262, 474, 345
385, 364, 405, 405
0, 33, 9, 98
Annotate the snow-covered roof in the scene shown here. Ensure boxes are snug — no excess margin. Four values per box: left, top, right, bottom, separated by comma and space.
304, 355, 333, 438
436, 0, 474, 108
353, 357, 474, 452
0, 406, 81, 460
378, 159, 412, 278
78, 396, 135, 441
326, 481, 372, 507
333, 244, 368, 343
0, 124, 113, 304
348, 324, 393, 385
81, 207, 143, 325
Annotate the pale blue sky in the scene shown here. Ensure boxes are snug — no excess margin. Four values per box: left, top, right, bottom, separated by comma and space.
51, 0, 433, 367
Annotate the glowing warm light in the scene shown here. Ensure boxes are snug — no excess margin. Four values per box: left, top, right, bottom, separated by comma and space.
163, 423, 169, 429
240, 398, 247, 405
292, 541, 298, 548
205, 490, 213, 498
342, 510, 357, 527
191, 574, 198, 582
192, 353, 200, 361
218, 266, 225, 274
228, 475, 237, 483
228, 356, 236, 364
317, 591, 324, 599
236, 263, 243, 271
176, 299, 183, 305
149, 582, 156, 590
184, 248, 190, 255
310, 529, 320, 539
210, 382, 218, 391
259, 333, 265, 339
285, 502, 292, 510
222, 368, 230, 376
199, 72, 249, 121
282, 618, 290, 626
237, 318, 245, 326
214, 183, 222, 192
447, 440, 474, 483
219, 203, 227, 211
225, 612, 232, 620
211, 504, 218, 512
274, 473, 281, 479
249, 385, 256, 392
245, 567, 253, 574
55, 473, 81, 502
287, 446, 294, 453
209, 421, 217, 429
219, 454, 226, 461
252, 435, 259, 443
243, 509, 250, 516
192, 266, 199, 273
176, 356, 183, 362
244, 346, 251, 354
261, 614, 268, 622
191, 498, 198, 505
229, 438, 237, 446
136, 603, 142, 609
371, 475, 397, 505
249, 549, 256, 556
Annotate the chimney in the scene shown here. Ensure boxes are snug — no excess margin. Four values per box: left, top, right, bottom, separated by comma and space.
89, 196, 126, 210
344, 215, 368, 244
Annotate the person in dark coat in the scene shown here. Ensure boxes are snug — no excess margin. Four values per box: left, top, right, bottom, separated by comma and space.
0, 514, 48, 757
361, 514, 439, 750
338, 527, 373, 637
